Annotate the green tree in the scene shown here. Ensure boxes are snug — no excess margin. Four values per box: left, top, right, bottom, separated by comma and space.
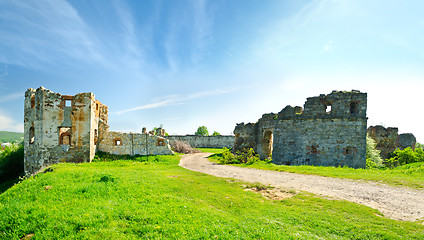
195, 126, 209, 136
212, 131, 221, 136
366, 135, 383, 168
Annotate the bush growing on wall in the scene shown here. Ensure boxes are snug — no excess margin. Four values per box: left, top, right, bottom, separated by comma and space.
218, 147, 261, 165
384, 147, 424, 168
366, 135, 383, 168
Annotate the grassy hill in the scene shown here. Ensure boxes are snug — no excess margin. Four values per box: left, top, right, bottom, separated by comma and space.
0, 131, 23, 143
0, 154, 423, 239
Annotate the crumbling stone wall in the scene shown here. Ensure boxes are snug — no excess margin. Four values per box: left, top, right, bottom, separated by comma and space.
98, 131, 173, 155
24, 87, 173, 176
166, 135, 235, 148
234, 90, 367, 168
367, 125, 416, 159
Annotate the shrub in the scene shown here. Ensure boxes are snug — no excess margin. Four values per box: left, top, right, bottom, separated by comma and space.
218, 148, 260, 165
171, 141, 200, 154
366, 135, 383, 168
384, 147, 424, 168
195, 126, 209, 136
0, 144, 24, 182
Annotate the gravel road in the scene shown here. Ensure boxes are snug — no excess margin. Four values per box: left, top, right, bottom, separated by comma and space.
179, 152, 424, 222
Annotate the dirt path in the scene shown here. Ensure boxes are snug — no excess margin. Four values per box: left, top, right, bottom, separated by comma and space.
180, 152, 424, 222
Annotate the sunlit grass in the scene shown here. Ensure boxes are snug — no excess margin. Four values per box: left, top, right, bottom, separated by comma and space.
0, 154, 423, 239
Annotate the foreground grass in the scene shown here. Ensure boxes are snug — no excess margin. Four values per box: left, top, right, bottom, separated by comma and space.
208, 150, 424, 190
1, 155, 423, 239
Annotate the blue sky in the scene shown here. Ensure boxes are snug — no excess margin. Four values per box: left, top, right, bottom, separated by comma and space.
0, 0, 423, 142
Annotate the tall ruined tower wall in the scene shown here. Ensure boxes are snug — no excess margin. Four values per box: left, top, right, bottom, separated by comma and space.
233, 90, 367, 168
24, 87, 101, 175
24, 87, 173, 175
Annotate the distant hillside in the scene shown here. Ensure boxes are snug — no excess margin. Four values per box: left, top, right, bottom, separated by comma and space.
0, 131, 24, 143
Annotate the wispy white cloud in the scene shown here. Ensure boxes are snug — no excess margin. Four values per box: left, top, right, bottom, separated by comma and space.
112, 0, 145, 70
190, 0, 214, 63
0, 92, 23, 103
0, 64, 7, 78
0, 110, 23, 132
114, 88, 232, 115
320, 40, 334, 53
0, 0, 107, 69
163, 0, 214, 71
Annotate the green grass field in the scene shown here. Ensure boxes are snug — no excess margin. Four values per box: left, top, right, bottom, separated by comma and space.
208, 149, 424, 190
1, 154, 423, 239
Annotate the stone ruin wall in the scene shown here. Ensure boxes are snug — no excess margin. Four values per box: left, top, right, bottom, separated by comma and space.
166, 135, 235, 148
98, 131, 173, 156
24, 87, 173, 176
367, 125, 416, 159
234, 90, 367, 168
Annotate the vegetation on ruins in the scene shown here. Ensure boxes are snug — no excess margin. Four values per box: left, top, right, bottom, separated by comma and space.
416, 142, 424, 150
194, 126, 209, 136
384, 147, 424, 168
212, 131, 221, 136
366, 134, 383, 168
1, 154, 423, 239
209, 147, 270, 165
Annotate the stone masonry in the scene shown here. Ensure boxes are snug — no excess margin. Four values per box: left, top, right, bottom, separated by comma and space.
24, 87, 173, 176
166, 135, 235, 148
234, 90, 367, 168
367, 125, 416, 159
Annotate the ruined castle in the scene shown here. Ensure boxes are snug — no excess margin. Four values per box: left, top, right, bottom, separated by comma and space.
24, 87, 173, 175
367, 125, 416, 159
234, 90, 368, 168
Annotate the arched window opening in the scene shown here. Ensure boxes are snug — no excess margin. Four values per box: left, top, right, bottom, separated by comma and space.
29, 126, 35, 144
94, 129, 98, 145
262, 131, 273, 159
59, 127, 71, 145
31, 95, 35, 108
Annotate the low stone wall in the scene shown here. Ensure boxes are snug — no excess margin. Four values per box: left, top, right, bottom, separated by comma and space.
99, 131, 174, 155
166, 135, 235, 148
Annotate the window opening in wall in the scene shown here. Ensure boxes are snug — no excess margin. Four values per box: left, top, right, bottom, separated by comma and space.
31, 95, 35, 108
325, 105, 332, 114
59, 127, 71, 145
262, 131, 273, 159
96, 103, 99, 110
114, 139, 122, 146
65, 100, 72, 107
350, 102, 359, 114
29, 126, 35, 144
94, 129, 98, 145
345, 146, 353, 155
